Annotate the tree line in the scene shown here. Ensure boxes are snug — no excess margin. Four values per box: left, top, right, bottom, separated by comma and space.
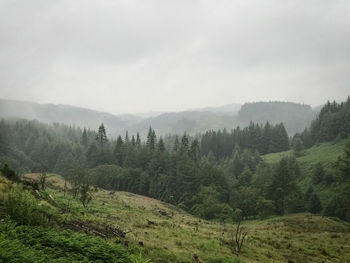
201, 122, 290, 159
1, 96, 350, 222
293, 96, 350, 149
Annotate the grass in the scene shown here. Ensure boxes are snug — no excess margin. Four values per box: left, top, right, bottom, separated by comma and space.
263, 140, 347, 167
262, 139, 348, 205
13, 173, 350, 263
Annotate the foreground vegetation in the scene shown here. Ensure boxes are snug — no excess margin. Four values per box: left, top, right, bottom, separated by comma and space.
2, 173, 350, 263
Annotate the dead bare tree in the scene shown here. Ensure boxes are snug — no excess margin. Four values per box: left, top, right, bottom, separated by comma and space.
230, 220, 248, 257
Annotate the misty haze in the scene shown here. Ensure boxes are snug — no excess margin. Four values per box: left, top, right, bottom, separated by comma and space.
0, 1, 350, 263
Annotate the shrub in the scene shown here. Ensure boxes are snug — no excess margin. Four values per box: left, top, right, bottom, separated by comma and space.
0, 219, 132, 263
0, 184, 47, 226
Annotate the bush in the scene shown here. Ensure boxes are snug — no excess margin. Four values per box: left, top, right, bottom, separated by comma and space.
256, 198, 275, 219
0, 184, 47, 226
324, 186, 350, 222
0, 219, 132, 263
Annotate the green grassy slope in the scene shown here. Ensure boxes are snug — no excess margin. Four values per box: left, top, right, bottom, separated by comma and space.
10, 173, 350, 263
263, 140, 347, 167
263, 139, 348, 208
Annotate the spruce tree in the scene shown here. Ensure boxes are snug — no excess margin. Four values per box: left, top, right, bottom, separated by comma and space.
136, 133, 141, 149
158, 137, 165, 152
180, 133, 189, 154
96, 124, 108, 147
173, 136, 179, 152
114, 136, 124, 166
268, 157, 297, 215
81, 128, 88, 147
125, 131, 130, 145
238, 166, 252, 186
189, 139, 200, 161
292, 137, 304, 157
146, 127, 156, 150
231, 149, 243, 179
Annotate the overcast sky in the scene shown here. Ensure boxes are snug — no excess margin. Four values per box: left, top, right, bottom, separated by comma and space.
0, 0, 349, 114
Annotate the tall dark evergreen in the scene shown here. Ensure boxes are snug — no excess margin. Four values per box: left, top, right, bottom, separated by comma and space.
157, 137, 165, 152
136, 132, 141, 149
146, 127, 156, 150
114, 136, 124, 166
201, 122, 290, 159
268, 157, 298, 215
81, 128, 88, 147
189, 139, 200, 161
180, 133, 189, 154
96, 123, 108, 147
309, 97, 350, 144
173, 136, 179, 152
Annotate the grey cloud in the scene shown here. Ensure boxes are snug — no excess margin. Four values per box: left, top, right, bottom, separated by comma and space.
0, 0, 349, 113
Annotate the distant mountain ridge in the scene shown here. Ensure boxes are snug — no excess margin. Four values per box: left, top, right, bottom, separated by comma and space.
190, 102, 242, 114
236, 101, 318, 135
0, 99, 136, 135
0, 98, 319, 137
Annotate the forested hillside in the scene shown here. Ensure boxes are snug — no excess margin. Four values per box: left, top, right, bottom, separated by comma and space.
0, 99, 142, 136
0, 99, 318, 138
1, 97, 350, 262
1, 98, 349, 222
237, 101, 317, 135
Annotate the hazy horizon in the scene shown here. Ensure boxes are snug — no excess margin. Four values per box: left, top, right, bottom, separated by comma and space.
1, 0, 349, 114
0, 96, 326, 117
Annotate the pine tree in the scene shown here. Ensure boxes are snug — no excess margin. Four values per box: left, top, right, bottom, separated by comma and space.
231, 149, 243, 179
292, 137, 304, 157
158, 137, 165, 152
136, 133, 141, 149
114, 136, 124, 166
131, 135, 136, 147
79, 175, 92, 208
262, 122, 272, 154
268, 157, 298, 215
238, 166, 252, 186
180, 133, 189, 154
173, 136, 179, 152
96, 124, 108, 147
146, 127, 156, 150
81, 128, 88, 147
189, 139, 200, 161
125, 131, 130, 145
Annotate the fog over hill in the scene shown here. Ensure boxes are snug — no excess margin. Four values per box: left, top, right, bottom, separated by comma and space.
0, 98, 319, 137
